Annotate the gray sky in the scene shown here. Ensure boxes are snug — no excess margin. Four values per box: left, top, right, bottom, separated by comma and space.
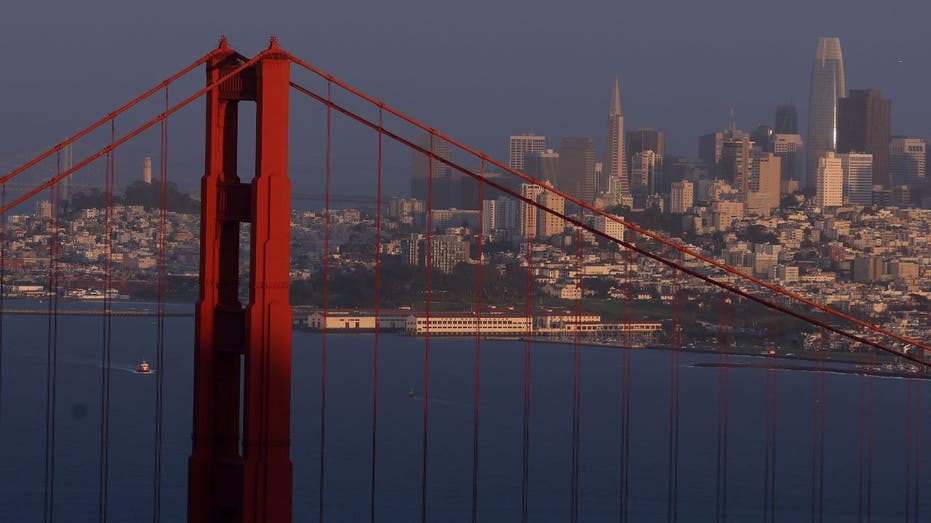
2, 0, 930, 196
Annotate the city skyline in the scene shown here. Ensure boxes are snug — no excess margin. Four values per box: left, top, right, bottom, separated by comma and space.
3, 1, 931, 198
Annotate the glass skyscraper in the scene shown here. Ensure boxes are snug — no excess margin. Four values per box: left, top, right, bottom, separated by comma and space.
806, 37, 846, 190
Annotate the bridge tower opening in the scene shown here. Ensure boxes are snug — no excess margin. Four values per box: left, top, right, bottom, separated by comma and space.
188, 37, 293, 523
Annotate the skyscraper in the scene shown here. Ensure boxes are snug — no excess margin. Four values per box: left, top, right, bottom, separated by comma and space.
525, 149, 560, 185
626, 128, 665, 190
508, 134, 547, 172
626, 129, 664, 164
699, 131, 725, 169
840, 152, 873, 206
519, 184, 544, 239
537, 184, 566, 238
806, 37, 846, 190
720, 131, 752, 192
670, 181, 694, 214
774, 104, 798, 134
630, 150, 658, 195
889, 137, 926, 195
411, 133, 452, 208
749, 151, 781, 214
816, 152, 843, 208
559, 137, 597, 204
838, 89, 892, 187
603, 76, 626, 197
772, 134, 804, 189
750, 125, 774, 153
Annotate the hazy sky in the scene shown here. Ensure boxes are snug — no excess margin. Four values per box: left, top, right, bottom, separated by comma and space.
2, 0, 930, 196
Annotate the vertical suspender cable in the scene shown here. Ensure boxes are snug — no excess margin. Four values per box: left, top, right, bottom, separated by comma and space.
916, 376, 922, 523
620, 248, 633, 523
715, 294, 731, 523
421, 133, 433, 523
906, 377, 912, 522
810, 329, 826, 523
866, 345, 874, 521
570, 228, 582, 523
99, 118, 115, 523
859, 353, 864, 522
522, 231, 533, 523
667, 251, 680, 523
152, 87, 168, 523
44, 155, 61, 523
369, 108, 383, 523
472, 160, 485, 523
0, 183, 5, 428
319, 81, 332, 523
763, 308, 779, 522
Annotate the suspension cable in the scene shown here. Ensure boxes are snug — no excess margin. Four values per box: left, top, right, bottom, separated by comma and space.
667, 251, 681, 523
0, 183, 5, 429
98, 119, 115, 523
715, 294, 731, 523
522, 232, 533, 523
318, 80, 332, 523
44, 157, 61, 523
620, 248, 633, 523
570, 228, 582, 523
472, 160, 485, 523
421, 133, 433, 523
369, 108, 383, 523
152, 86, 169, 523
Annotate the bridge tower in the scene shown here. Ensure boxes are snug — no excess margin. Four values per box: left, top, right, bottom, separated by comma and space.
188, 38, 293, 523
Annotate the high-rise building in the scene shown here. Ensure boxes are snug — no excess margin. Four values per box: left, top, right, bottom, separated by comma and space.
838, 89, 891, 187
430, 235, 471, 273
889, 137, 926, 192
627, 129, 665, 192
670, 180, 694, 214
525, 149, 559, 185
494, 196, 519, 233
774, 104, 798, 134
749, 151, 781, 213
699, 131, 725, 168
537, 184, 566, 238
840, 152, 874, 206
519, 184, 544, 239
806, 37, 846, 190
481, 199, 497, 236
630, 150, 659, 195
592, 214, 625, 243
720, 132, 753, 192
509, 134, 547, 172
750, 125, 774, 153
602, 76, 627, 197
838, 153, 873, 207
772, 134, 804, 189
411, 133, 452, 208
626, 128, 664, 166
816, 151, 843, 208
559, 137, 597, 204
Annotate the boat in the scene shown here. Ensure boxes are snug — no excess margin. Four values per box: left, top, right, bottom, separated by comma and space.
137, 360, 152, 374
408, 387, 416, 399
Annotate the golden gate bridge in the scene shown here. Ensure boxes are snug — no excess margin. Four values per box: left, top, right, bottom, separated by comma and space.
0, 37, 926, 522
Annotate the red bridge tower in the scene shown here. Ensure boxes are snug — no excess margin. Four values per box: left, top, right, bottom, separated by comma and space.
188, 38, 293, 523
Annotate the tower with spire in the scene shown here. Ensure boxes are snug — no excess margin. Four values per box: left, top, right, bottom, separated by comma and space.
603, 76, 627, 202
